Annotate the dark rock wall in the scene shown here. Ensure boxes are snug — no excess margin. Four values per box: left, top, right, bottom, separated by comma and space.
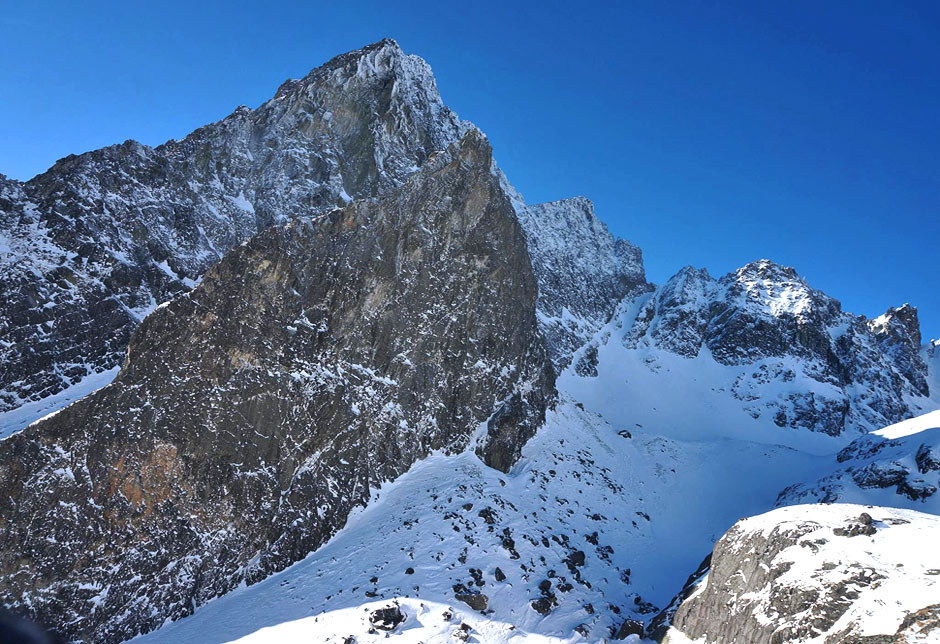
0, 131, 555, 644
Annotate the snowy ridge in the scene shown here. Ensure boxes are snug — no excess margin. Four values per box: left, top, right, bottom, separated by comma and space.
506, 179, 647, 369
778, 409, 940, 509
0, 366, 118, 438
571, 259, 938, 440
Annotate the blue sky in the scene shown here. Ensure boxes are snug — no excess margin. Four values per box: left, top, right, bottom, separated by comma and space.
1, 1, 937, 336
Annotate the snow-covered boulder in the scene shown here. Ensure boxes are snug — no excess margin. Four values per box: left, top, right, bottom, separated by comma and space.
659, 504, 940, 643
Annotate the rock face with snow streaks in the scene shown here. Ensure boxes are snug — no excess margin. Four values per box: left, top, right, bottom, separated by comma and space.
662, 504, 940, 643
0, 130, 555, 644
515, 196, 647, 369
574, 259, 936, 437
0, 38, 467, 417
779, 410, 940, 508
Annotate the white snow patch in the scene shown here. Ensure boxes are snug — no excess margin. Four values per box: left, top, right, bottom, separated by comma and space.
0, 367, 120, 439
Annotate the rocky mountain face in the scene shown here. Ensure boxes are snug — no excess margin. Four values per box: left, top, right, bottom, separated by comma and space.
0, 38, 637, 437
661, 504, 940, 643
0, 130, 555, 644
514, 196, 646, 369
573, 259, 936, 437
0, 38, 467, 418
2, 37, 940, 644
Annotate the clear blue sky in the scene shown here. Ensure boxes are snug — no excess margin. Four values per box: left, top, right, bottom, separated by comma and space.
2, 1, 937, 337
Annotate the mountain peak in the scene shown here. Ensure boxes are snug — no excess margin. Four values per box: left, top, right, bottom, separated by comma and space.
733, 258, 801, 282
0, 39, 467, 419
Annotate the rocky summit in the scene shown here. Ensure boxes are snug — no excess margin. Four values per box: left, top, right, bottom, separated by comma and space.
660, 504, 940, 643
570, 259, 936, 438
0, 38, 467, 419
1, 39, 939, 644
0, 38, 635, 439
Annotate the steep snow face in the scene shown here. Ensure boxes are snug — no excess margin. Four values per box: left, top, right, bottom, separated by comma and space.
778, 409, 940, 509
568, 260, 938, 441
664, 504, 940, 644
130, 398, 829, 644
514, 196, 647, 369
0, 38, 468, 417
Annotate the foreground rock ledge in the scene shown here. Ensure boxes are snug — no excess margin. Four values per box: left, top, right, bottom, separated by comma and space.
659, 503, 940, 643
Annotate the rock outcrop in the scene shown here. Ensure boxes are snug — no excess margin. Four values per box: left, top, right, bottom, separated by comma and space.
0, 130, 555, 644
662, 504, 940, 643
779, 409, 940, 508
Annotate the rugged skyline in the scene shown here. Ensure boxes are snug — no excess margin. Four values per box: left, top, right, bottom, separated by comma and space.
1, 36, 939, 644
2, 3, 938, 336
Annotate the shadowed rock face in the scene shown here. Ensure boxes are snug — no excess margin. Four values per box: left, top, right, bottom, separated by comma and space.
514, 196, 647, 369
0, 38, 467, 415
0, 130, 555, 644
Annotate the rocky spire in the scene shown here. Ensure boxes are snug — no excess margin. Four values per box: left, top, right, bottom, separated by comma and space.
0, 40, 468, 422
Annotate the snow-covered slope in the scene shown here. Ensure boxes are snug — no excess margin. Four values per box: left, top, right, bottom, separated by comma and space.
662, 504, 940, 643
129, 394, 836, 644
778, 409, 940, 510
118, 257, 939, 643
128, 404, 940, 643
567, 261, 938, 444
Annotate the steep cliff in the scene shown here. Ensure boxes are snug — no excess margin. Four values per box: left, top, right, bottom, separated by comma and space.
515, 196, 646, 369
0, 130, 554, 643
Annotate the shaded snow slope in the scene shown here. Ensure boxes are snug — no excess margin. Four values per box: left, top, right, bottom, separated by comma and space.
779, 409, 940, 510
664, 504, 940, 643
0, 366, 118, 439
132, 398, 831, 644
